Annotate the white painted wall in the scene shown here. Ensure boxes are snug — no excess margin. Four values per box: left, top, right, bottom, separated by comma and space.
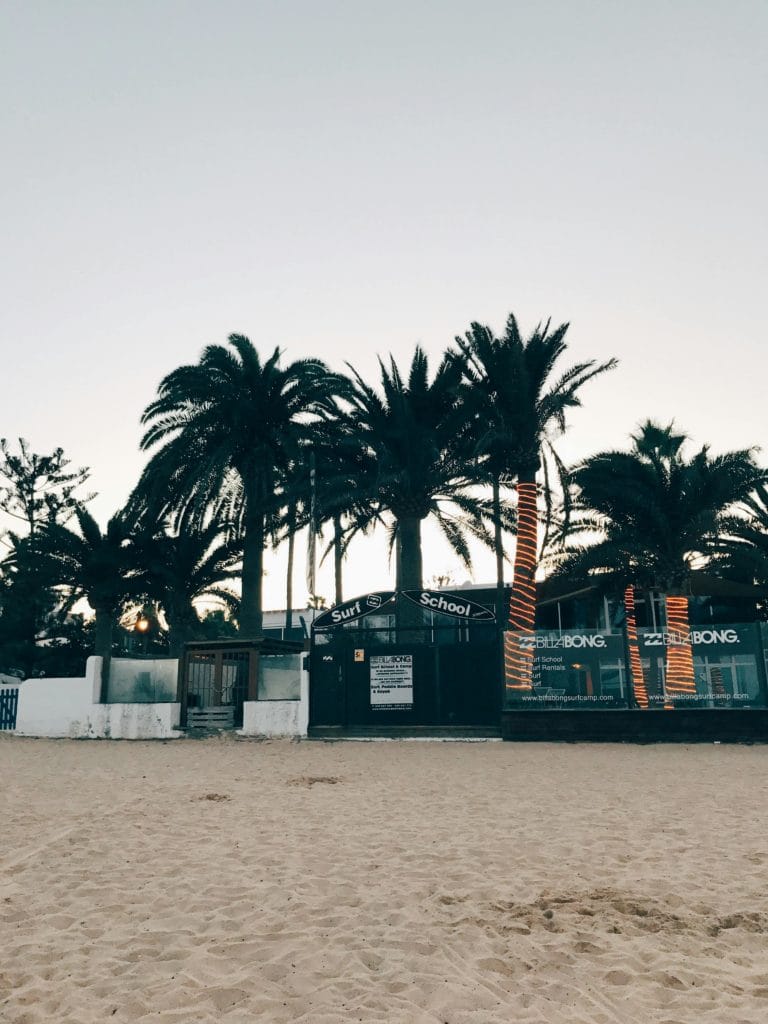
14, 657, 182, 739
15, 658, 99, 737
239, 661, 309, 738
87, 702, 181, 739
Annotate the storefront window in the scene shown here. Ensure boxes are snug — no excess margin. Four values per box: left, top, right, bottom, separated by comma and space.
638, 623, 765, 709
504, 629, 628, 709
505, 622, 767, 710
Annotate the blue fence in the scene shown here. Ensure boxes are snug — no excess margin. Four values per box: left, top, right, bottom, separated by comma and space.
0, 687, 19, 730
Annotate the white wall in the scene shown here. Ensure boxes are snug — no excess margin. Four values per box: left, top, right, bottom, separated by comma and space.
14, 657, 182, 740
239, 661, 309, 738
87, 702, 181, 739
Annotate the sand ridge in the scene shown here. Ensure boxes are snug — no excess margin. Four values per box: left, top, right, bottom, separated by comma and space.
1, 735, 768, 1022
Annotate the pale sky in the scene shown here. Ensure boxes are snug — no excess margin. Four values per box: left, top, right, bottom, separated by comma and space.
1, 0, 766, 610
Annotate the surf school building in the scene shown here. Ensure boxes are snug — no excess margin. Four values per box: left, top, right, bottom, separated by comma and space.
307, 577, 768, 741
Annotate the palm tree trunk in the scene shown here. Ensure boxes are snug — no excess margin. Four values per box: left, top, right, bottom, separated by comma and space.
492, 476, 505, 625
333, 515, 343, 606
240, 499, 265, 638
397, 515, 423, 590
285, 514, 295, 633
168, 606, 196, 660
504, 475, 537, 693
396, 515, 424, 636
624, 585, 648, 709
663, 594, 696, 708
93, 606, 113, 702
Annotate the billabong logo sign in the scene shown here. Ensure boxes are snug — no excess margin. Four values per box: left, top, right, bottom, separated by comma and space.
312, 592, 396, 630
642, 629, 739, 647
401, 590, 495, 622
518, 633, 607, 650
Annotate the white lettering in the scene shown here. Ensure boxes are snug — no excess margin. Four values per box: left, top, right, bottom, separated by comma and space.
331, 600, 361, 623
419, 592, 473, 617
519, 634, 608, 650
643, 629, 740, 647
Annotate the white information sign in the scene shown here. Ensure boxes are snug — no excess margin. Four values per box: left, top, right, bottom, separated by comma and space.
370, 654, 413, 710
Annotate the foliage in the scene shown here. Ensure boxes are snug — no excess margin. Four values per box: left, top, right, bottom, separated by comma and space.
341, 345, 496, 590
134, 334, 340, 634
554, 421, 766, 594
454, 314, 617, 534
0, 440, 95, 674
197, 608, 240, 641
39, 506, 136, 613
128, 513, 241, 655
711, 483, 768, 611
0, 438, 93, 540
35, 505, 140, 660
0, 528, 64, 676
290, 416, 379, 604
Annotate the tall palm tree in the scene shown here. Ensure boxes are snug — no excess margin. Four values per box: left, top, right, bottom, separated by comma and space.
458, 315, 616, 692
557, 421, 765, 702
130, 515, 241, 657
309, 420, 379, 606
38, 506, 137, 693
342, 346, 494, 622
452, 323, 521, 620
622, 584, 649, 708
135, 335, 340, 635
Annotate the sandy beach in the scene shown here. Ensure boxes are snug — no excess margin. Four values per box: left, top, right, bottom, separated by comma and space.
2, 736, 767, 1023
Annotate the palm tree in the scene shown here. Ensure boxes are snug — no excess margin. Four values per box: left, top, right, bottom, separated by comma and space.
130, 515, 241, 658
308, 420, 379, 607
712, 483, 768, 608
557, 421, 765, 702
38, 506, 137, 693
342, 346, 494, 625
135, 335, 340, 636
622, 584, 649, 708
452, 323, 521, 620
457, 315, 616, 692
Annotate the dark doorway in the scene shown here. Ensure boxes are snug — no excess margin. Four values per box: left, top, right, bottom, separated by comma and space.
309, 626, 502, 736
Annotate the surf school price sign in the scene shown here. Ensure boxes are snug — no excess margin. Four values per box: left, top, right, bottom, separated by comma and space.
370, 654, 413, 710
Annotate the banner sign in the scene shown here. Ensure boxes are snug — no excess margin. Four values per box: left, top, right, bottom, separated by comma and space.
505, 630, 628, 708
312, 591, 395, 630
370, 654, 413, 710
640, 628, 740, 647
401, 590, 495, 622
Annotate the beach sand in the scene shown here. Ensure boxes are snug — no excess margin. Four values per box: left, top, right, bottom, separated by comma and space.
1, 735, 767, 1023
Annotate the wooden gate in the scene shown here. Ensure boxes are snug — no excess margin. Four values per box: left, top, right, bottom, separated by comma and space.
181, 648, 251, 729
179, 638, 306, 729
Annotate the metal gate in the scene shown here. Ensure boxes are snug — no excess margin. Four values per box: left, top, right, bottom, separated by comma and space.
181, 648, 250, 729
0, 687, 19, 730
309, 627, 502, 734
179, 638, 306, 729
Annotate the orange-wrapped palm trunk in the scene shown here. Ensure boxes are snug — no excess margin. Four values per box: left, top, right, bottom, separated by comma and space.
624, 585, 648, 709
663, 595, 697, 708
504, 480, 537, 692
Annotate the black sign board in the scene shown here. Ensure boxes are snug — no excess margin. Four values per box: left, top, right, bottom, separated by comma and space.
312, 591, 396, 630
401, 590, 496, 622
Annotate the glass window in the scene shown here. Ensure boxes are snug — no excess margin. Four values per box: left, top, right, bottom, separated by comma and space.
258, 654, 302, 701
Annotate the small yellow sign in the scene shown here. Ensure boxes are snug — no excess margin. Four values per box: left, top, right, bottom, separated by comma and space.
354, 649, 365, 663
